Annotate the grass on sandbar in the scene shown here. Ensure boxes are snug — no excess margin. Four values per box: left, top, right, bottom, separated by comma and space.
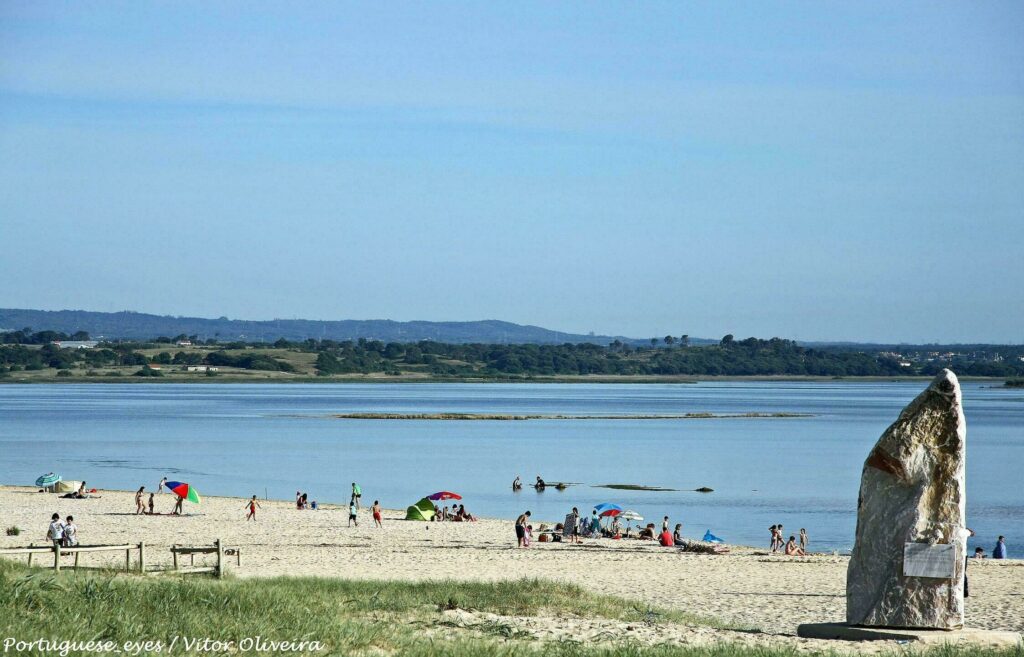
0, 559, 1019, 657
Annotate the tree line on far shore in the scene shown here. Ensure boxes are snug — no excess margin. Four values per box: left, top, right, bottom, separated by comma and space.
4, 329, 1022, 379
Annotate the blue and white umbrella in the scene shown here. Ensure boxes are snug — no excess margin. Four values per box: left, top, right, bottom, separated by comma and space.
35, 473, 61, 487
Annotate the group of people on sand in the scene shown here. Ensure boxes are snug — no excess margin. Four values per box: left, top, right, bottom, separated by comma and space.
46, 513, 78, 548
135, 482, 184, 516
433, 503, 477, 522
769, 524, 808, 556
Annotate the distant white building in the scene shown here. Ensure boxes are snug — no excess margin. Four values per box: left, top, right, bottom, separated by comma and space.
53, 341, 99, 349
176, 340, 193, 346
185, 365, 219, 372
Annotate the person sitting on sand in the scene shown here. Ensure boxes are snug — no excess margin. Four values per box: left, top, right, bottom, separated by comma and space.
372, 500, 382, 528
515, 511, 531, 547
458, 504, 477, 522
673, 524, 685, 546
512, 475, 522, 491
75, 481, 89, 499
348, 501, 358, 527
784, 535, 805, 556
62, 515, 78, 547
245, 495, 262, 521
300, 493, 308, 510
173, 494, 184, 515
637, 523, 655, 540
147, 493, 155, 515
432, 504, 440, 521
135, 486, 146, 514
799, 528, 808, 552
46, 513, 64, 548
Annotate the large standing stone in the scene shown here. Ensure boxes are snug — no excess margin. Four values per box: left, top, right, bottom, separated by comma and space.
846, 369, 967, 629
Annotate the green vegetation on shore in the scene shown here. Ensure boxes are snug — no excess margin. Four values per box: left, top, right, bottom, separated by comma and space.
3, 329, 1024, 382
330, 412, 812, 420
0, 560, 1018, 657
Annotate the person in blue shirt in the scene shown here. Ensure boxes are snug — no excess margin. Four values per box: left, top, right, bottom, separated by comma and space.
993, 536, 1007, 559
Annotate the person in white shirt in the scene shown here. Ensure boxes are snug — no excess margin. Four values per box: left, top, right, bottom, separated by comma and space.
46, 513, 64, 548
62, 515, 78, 547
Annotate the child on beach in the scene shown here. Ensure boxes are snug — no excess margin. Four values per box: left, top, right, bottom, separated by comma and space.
147, 493, 155, 515
62, 515, 78, 547
799, 528, 808, 551
348, 501, 358, 527
245, 495, 262, 521
523, 524, 533, 547
173, 494, 184, 515
135, 487, 146, 514
46, 513, 64, 548
372, 500, 382, 528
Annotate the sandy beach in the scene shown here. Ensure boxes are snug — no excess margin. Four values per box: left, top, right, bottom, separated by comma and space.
2, 486, 1021, 653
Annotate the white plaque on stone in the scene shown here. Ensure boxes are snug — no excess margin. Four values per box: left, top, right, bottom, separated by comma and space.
903, 542, 956, 579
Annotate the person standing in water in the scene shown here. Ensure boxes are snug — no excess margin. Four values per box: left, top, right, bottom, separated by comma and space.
993, 536, 1007, 559
245, 495, 261, 521
512, 475, 522, 491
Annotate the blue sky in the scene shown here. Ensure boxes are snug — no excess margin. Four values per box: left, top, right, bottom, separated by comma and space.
1, 2, 1022, 342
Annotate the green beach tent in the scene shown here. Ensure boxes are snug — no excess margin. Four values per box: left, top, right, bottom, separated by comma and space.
405, 497, 435, 521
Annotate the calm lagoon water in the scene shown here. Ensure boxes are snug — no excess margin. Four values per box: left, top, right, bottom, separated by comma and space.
0, 381, 1020, 552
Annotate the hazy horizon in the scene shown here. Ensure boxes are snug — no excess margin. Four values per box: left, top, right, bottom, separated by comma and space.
2, 3, 1022, 343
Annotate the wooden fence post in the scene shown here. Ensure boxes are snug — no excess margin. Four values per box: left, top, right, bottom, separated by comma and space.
172, 546, 179, 571
125, 548, 131, 573
54, 544, 61, 573
139, 542, 146, 573
74, 551, 81, 570
215, 539, 224, 579
28, 543, 34, 568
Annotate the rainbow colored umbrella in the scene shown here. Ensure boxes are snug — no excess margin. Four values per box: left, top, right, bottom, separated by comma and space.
165, 481, 201, 504
427, 491, 462, 501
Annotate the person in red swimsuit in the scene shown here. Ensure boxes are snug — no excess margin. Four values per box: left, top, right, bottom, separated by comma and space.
245, 495, 262, 521
371, 500, 383, 528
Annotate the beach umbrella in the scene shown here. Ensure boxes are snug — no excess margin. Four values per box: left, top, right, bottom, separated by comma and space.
165, 481, 201, 504
427, 491, 462, 501
35, 473, 61, 487
620, 510, 643, 522
593, 503, 622, 518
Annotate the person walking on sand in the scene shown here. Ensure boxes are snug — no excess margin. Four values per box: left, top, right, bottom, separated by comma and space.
515, 511, 531, 547
135, 486, 146, 515
158, 477, 167, 494
62, 515, 78, 547
173, 494, 184, 515
800, 528, 808, 552
993, 536, 1007, 559
351, 482, 361, 510
372, 500, 383, 528
46, 513, 64, 549
245, 495, 262, 521
348, 501, 359, 527
147, 493, 155, 515
568, 507, 581, 544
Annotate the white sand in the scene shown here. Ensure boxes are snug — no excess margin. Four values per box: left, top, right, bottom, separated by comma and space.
2, 487, 1020, 652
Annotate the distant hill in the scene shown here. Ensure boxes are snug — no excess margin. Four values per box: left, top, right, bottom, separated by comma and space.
0, 308, 650, 345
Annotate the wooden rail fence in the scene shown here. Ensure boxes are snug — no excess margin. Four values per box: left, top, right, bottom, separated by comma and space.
0, 542, 146, 573
0, 539, 238, 578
